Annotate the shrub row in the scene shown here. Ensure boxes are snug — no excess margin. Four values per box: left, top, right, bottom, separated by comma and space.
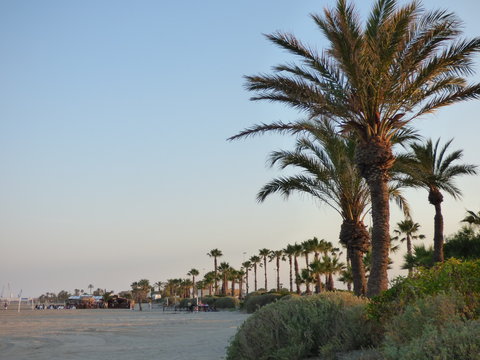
227, 259, 480, 360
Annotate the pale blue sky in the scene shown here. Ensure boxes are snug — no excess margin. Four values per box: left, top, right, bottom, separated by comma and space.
1, 0, 479, 297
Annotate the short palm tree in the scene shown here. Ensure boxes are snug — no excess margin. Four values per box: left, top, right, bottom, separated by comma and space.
392, 219, 425, 275
462, 210, 480, 229
130, 279, 151, 311
249, 255, 261, 292
207, 249, 223, 295
401, 139, 477, 262
217, 262, 231, 296
258, 248, 271, 290
187, 268, 199, 298
309, 259, 325, 293
230, 0, 480, 296
88, 284, 94, 295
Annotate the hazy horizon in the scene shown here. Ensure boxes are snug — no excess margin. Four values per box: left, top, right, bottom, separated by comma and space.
1, 0, 480, 298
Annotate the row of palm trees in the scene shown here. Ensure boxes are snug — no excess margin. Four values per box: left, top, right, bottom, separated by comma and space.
228, 0, 480, 297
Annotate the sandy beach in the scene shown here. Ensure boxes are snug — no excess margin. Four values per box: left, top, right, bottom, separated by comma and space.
0, 308, 248, 360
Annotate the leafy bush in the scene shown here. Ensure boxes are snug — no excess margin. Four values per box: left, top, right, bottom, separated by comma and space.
243, 292, 285, 313
368, 259, 480, 321
226, 292, 374, 360
382, 319, 480, 360
200, 296, 239, 309
381, 291, 467, 350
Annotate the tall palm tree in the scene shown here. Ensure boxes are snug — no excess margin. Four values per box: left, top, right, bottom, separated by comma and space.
392, 219, 425, 275
249, 255, 261, 292
269, 250, 285, 291
207, 249, 223, 295
187, 268, 199, 298
258, 248, 271, 290
252, 120, 372, 296
291, 243, 303, 294
237, 268, 246, 298
401, 139, 477, 262
241, 261, 252, 295
283, 245, 296, 292
230, 0, 480, 296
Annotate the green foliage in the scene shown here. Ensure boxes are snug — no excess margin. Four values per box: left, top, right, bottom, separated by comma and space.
382, 291, 468, 349
368, 259, 480, 321
445, 227, 480, 260
383, 319, 480, 360
226, 292, 374, 360
200, 296, 239, 309
243, 291, 288, 313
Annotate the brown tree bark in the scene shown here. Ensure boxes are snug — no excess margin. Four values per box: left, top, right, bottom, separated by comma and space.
294, 256, 301, 294
356, 137, 394, 297
429, 188, 445, 263
340, 220, 369, 296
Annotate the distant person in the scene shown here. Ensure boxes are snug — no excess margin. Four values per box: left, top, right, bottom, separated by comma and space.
3, 302, 8, 310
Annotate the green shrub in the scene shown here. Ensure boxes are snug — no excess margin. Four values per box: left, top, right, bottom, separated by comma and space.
382, 291, 466, 350
226, 292, 374, 360
368, 259, 480, 321
243, 292, 285, 313
215, 296, 239, 309
382, 319, 480, 360
200, 296, 239, 309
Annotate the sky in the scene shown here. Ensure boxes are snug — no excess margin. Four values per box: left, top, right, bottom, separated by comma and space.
1, 0, 480, 298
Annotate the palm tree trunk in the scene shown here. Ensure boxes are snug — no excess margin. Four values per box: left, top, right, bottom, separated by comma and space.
246, 270, 249, 294
304, 254, 311, 294
366, 177, 391, 297
356, 138, 393, 297
231, 279, 235, 297
288, 256, 293, 292
429, 189, 445, 263
254, 265, 258, 291
294, 256, 300, 294
340, 220, 369, 296
214, 258, 218, 295
263, 257, 268, 290
276, 257, 280, 291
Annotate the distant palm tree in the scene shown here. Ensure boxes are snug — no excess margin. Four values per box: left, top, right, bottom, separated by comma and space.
269, 250, 285, 291
462, 210, 480, 229
283, 245, 296, 292
301, 240, 315, 294
241, 261, 252, 295
203, 272, 216, 296
291, 243, 303, 294
217, 262, 231, 296
249, 255, 261, 292
338, 266, 353, 292
308, 259, 325, 294
187, 268, 199, 298
130, 279, 151, 311
393, 219, 425, 275
258, 248, 271, 290
207, 249, 223, 295
237, 268, 246, 298
88, 284, 94, 295
231, 0, 480, 297
321, 255, 345, 291
401, 139, 477, 262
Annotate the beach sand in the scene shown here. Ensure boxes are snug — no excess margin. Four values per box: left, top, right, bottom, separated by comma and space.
0, 308, 248, 360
